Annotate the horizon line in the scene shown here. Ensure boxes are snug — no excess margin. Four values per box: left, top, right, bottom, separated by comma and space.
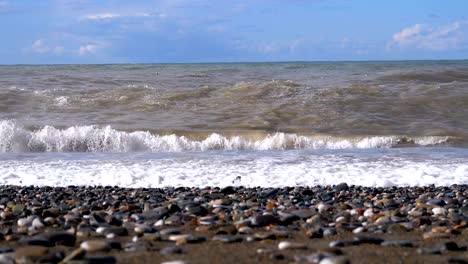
1, 58, 468, 66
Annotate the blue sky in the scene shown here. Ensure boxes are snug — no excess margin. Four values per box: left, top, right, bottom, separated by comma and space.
1, 0, 467, 64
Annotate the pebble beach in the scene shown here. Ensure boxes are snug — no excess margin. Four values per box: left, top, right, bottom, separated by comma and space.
0, 184, 466, 264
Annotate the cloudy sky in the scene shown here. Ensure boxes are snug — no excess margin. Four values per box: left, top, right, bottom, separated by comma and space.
1, 0, 467, 64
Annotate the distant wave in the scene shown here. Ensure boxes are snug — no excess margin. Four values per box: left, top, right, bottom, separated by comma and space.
0, 120, 452, 153
379, 70, 468, 83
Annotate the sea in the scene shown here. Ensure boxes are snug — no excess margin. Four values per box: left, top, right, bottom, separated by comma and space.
1, 61, 468, 188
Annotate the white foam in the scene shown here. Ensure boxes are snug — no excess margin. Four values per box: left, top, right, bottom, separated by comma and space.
0, 120, 451, 152
0, 149, 467, 188
54, 96, 69, 106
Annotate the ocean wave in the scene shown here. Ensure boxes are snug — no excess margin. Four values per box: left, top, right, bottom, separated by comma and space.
379, 70, 468, 83
0, 120, 452, 153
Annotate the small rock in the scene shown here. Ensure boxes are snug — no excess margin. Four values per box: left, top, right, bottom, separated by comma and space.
353, 236, 384, 245
161, 261, 190, 264
39, 232, 77, 247
329, 240, 356, 248
448, 258, 468, 264
417, 247, 442, 255
426, 199, 446, 206
212, 235, 243, 243
319, 256, 350, 264
278, 241, 307, 250
334, 183, 349, 191
432, 207, 447, 215
381, 240, 413, 247
441, 242, 468, 252
160, 246, 183, 255
423, 232, 450, 240
80, 240, 111, 253
80, 256, 117, 264
32, 218, 45, 229
269, 252, 286, 260
251, 214, 278, 227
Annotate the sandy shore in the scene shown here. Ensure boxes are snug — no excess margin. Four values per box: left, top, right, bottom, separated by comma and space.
0, 185, 466, 263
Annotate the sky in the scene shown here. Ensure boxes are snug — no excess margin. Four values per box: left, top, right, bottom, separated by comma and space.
0, 0, 467, 64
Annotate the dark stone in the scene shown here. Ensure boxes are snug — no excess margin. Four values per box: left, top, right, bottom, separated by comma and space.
261, 188, 279, 199
290, 209, 315, 219
426, 199, 446, 206
251, 215, 278, 227
168, 204, 181, 213
412, 217, 432, 227
103, 227, 128, 236
442, 242, 468, 252
18, 237, 52, 247
221, 186, 236, 195
105, 216, 123, 226
449, 258, 468, 264
353, 236, 384, 245
142, 206, 169, 220
269, 252, 286, 260
417, 248, 442, 255
89, 213, 106, 225
160, 246, 183, 255
81, 256, 117, 264
381, 240, 413, 247
0, 248, 13, 254
335, 183, 349, 191
39, 232, 77, 247
185, 205, 208, 216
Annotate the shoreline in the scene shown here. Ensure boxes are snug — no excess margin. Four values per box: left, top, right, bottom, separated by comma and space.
0, 184, 466, 263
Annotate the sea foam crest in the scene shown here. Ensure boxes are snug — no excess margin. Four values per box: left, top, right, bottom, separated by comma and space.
0, 120, 450, 153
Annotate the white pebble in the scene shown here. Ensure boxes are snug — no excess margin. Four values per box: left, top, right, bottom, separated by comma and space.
278, 241, 307, 250
32, 218, 45, 229
363, 208, 374, 218
432, 207, 446, 215
317, 203, 327, 213
352, 227, 365, 234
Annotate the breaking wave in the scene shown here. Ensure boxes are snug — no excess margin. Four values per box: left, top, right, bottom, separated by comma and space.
0, 120, 452, 153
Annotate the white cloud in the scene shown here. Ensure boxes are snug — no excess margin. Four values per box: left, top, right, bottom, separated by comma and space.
26, 39, 68, 56
84, 13, 120, 20
389, 21, 468, 51
78, 44, 98, 55
81, 12, 155, 21
31, 39, 50, 53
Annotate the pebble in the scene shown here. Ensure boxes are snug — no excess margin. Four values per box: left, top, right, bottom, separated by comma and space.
441, 242, 468, 252
38, 231, 77, 247
417, 247, 442, 255
427, 198, 446, 206
212, 235, 243, 243
161, 261, 190, 264
334, 183, 349, 191
0, 185, 464, 263
250, 214, 278, 227
381, 240, 413, 247
319, 256, 350, 264
160, 246, 183, 255
423, 232, 451, 240
80, 240, 111, 252
278, 241, 307, 250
